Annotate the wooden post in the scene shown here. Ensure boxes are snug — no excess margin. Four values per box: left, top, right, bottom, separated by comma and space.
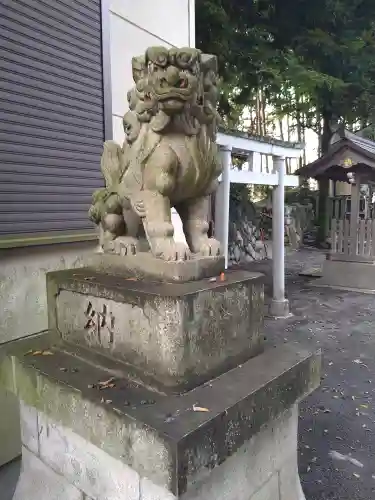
344, 219, 350, 255
365, 219, 371, 256
371, 219, 375, 257
331, 219, 338, 253
350, 180, 361, 256
337, 219, 344, 253
358, 219, 366, 256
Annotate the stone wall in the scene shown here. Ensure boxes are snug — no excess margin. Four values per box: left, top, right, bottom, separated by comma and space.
228, 191, 268, 265
228, 193, 315, 264
285, 203, 315, 249
0, 242, 94, 466
14, 402, 304, 500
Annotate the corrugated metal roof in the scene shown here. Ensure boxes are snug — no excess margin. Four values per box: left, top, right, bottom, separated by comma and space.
345, 129, 375, 156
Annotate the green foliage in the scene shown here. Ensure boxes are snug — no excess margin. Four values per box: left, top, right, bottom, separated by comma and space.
196, 0, 375, 137
197, 0, 375, 243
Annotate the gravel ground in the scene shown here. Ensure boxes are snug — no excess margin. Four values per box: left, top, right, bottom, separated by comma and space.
265, 248, 375, 500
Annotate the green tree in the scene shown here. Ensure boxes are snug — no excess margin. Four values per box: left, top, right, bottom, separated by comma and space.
196, 0, 375, 243
269, 0, 375, 241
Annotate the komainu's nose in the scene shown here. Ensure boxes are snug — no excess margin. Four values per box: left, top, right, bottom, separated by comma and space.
166, 66, 180, 86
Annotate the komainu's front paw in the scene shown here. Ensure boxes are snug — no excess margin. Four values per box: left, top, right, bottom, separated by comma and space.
198, 237, 222, 257
106, 236, 139, 256
153, 240, 192, 261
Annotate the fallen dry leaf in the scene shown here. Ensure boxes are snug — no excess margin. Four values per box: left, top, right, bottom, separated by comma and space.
26, 349, 54, 356
98, 377, 115, 386
91, 377, 116, 390
329, 451, 364, 469
103, 383, 116, 389
193, 405, 210, 412
98, 378, 116, 390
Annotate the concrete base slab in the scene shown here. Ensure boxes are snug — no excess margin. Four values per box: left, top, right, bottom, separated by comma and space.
310, 281, 375, 294
269, 299, 290, 318
315, 259, 375, 291
0, 332, 321, 498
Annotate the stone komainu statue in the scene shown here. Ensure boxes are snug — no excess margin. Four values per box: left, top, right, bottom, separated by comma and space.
89, 46, 222, 261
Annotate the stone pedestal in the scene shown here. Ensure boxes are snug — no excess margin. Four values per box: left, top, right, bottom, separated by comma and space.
0, 333, 320, 500
14, 403, 304, 500
0, 263, 320, 500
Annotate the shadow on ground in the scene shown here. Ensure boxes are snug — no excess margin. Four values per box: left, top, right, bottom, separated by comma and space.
263, 248, 375, 500
0, 458, 21, 500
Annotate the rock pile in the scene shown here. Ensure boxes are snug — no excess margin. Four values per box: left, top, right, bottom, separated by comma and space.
228, 196, 267, 265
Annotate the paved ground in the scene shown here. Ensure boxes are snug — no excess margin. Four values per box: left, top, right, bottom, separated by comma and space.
265, 248, 375, 499
2, 247, 375, 499
0, 458, 20, 500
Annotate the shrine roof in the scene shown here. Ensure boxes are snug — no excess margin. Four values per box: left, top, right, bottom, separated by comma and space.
295, 125, 375, 181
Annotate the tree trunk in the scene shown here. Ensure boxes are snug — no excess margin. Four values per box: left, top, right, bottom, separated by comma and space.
287, 114, 291, 142
316, 110, 333, 245
260, 88, 267, 136
256, 90, 261, 136
265, 154, 270, 174
316, 112, 323, 156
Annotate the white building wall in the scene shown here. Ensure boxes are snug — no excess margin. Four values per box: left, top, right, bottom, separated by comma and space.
0, 0, 195, 466
108, 0, 195, 243
109, 0, 195, 143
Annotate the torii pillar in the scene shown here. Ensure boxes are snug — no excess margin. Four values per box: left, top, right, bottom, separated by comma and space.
270, 155, 290, 317
215, 145, 232, 268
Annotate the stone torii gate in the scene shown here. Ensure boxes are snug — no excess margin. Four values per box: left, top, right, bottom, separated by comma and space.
215, 129, 304, 317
